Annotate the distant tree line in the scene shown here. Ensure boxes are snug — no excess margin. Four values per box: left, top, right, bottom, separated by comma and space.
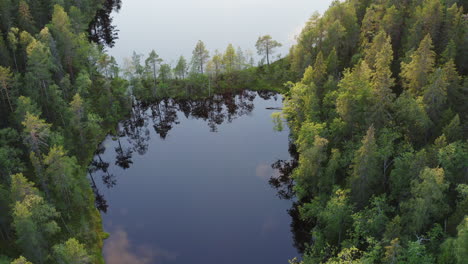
122, 35, 287, 100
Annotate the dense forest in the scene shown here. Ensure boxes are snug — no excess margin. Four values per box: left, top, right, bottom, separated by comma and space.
0, 0, 129, 263
280, 0, 467, 263
0, 0, 466, 263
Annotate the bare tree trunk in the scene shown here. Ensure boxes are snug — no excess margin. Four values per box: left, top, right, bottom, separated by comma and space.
12, 52, 18, 71
1, 86, 13, 111
5, 90, 12, 112
266, 43, 270, 66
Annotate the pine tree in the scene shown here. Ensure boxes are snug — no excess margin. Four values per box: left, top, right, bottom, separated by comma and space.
255, 35, 281, 66
145, 50, 162, 85
401, 34, 435, 96
350, 126, 380, 207
223, 44, 237, 74
174, 55, 187, 79
191, 40, 209, 74
423, 68, 448, 122
369, 32, 395, 127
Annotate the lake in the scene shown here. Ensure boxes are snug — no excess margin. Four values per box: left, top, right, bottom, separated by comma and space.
89, 90, 298, 264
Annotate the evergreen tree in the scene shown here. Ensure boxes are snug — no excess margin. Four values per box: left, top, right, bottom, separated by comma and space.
350, 126, 380, 207
174, 55, 187, 79
191, 40, 209, 74
255, 35, 281, 66
222, 44, 237, 74
401, 34, 435, 96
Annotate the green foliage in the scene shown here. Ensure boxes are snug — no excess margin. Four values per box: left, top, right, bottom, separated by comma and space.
315, 188, 354, 245
255, 35, 282, 66
401, 34, 436, 96
52, 238, 91, 264
350, 126, 381, 207
11, 174, 60, 263
174, 55, 188, 79
191, 40, 210, 74
271, 112, 283, 132
402, 167, 449, 234
10, 256, 32, 264
281, 0, 467, 262
0, 1, 129, 262
399, 241, 435, 264
336, 61, 373, 131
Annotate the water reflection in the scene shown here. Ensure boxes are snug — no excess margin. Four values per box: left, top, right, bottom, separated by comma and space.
89, 90, 277, 211
268, 140, 314, 254
268, 142, 298, 200
87, 89, 314, 257
104, 227, 178, 264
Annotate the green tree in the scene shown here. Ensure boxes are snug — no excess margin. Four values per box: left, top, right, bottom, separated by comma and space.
43, 145, 86, 212
423, 68, 448, 122
174, 55, 187, 79
401, 34, 435, 96
369, 32, 395, 127
17, 1, 36, 33
22, 113, 51, 194
191, 40, 209, 74
320, 188, 354, 244
453, 217, 468, 263
336, 61, 373, 131
394, 91, 431, 144
350, 126, 380, 207
14, 96, 41, 128
400, 241, 434, 264
22, 113, 50, 155
52, 238, 91, 264
69, 93, 85, 145
293, 135, 328, 199
25, 39, 57, 112
158, 64, 171, 83
402, 167, 449, 234
223, 44, 237, 73
49, 5, 79, 78
10, 256, 32, 264
255, 35, 281, 66
11, 174, 60, 264
145, 50, 162, 85
206, 50, 222, 79
0, 128, 23, 182
407, 0, 443, 50
235, 46, 246, 70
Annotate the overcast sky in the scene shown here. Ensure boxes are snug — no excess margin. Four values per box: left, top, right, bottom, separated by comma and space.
108, 0, 335, 65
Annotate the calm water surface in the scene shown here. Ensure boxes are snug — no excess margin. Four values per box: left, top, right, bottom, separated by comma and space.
90, 90, 298, 264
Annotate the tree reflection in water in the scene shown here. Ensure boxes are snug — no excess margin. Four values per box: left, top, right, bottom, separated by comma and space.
268, 139, 314, 254
88, 89, 311, 254
89, 90, 259, 210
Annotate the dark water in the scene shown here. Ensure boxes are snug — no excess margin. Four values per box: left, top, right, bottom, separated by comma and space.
89, 90, 299, 264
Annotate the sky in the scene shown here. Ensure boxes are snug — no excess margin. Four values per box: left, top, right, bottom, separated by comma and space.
108, 0, 335, 66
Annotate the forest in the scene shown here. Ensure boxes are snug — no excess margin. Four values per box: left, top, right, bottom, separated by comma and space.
281, 0, 467, 263
0, 0, 466, 263
0, 0, 129, 263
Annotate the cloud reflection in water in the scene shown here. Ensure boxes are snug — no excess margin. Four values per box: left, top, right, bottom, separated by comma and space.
104, 227, 177, 264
